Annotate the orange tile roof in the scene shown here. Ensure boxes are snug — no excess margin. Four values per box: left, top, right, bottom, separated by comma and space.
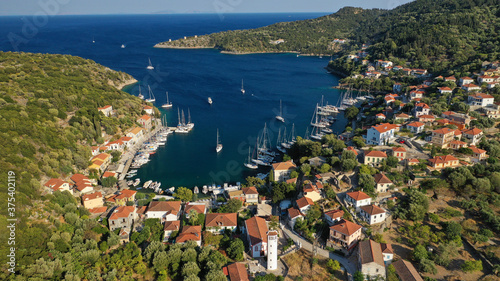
139, 114, 151, 120
205, 213, 238, 228
71, 174, 90, 183
428, 155, 458, 165
164, 220, 180, 231
271, 160, 297, 171
102, 171, 117, 178
360, 204, 386, 215
392, 146, 406, 152
432, 128, 455, 135
44, 178, 68, 190
109, 206, 135, 220
147, 201, 181, 214
288, 207, 305, 219
408, 158, 420, 163
88, 206, 107, 214
184, 203, 206, 215
226, 263, 250, 281
395, 113, 410, 118
296, 197, 314, 209
176, 225, 202, 243
74, 181, 93, 192
418, 114, 435, 119
381, 243, 393, 254
374, 173, 393, 184
245, 216, 268, 245
130, 127, 143, 135
463, 128, 482, 136
286, 177, 298, 184
98, 105, 112, 110
415, 103, 430, 109
450, 140, 467, 145
371, 123, 398, 134
407, 121, 424, 127
392, 259, 424, 281
346, 146, 358, 155
470, 146, 486, 154
93, 153, 111, 162
364, 150, 387, 158
330, 219, 362, 236
143, 105, 153, 109
324, 209, 344, 220
82, 192, 102, 201
242, 186, 259, 195
347, 191, 371, 201
438, 87, 453, 91
120, 189, 137, 198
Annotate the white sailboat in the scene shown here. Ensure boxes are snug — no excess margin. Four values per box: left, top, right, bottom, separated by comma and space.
244, 147, 258, 169
186, 108, 194, 130
241, 79, 245, 94
310, 104, 326, 128
121, 44, 126, 48
138, 86, 144, 100
216, 129, 223, 153
208, 97, 213, 105
92, 36, 95, 43
275, 99, 285, 122
145, 85, 156, 103
162, 92, 173, 108
276, 128, 286, 153
147, 58, 154, 70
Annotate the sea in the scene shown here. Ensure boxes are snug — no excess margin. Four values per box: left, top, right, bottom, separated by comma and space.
0, 13, 350, 189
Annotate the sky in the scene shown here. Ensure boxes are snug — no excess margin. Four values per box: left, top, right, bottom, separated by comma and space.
0, 0, 414, 16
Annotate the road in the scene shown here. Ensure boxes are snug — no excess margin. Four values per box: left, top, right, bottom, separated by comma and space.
281, 227, 356, 281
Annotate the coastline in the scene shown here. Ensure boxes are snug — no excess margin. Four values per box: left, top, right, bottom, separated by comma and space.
116, 77, 138, 90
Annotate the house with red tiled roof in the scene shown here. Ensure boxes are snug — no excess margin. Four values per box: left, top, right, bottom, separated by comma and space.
365, 123, 398, 146
394, 113, 410, 121
44, 178, 72, 194
461, 83, 481, 92
82, 192, 103, 209
449, 140, 468, 150
346, 146, 359, 156
88, 153, 112, 174
431, 127, 456, 148
418, 114, 435, 123
184, 203, 207, 219
287, 207, 305, 228
242, 186, 259, 204
413, 103, 431, 117
406, 121, 425, 134
88, 206, 108, 217
428, 155, 459, 169
462, 128, 483, 145
245, 216, 269, 258
205, 213, 238, 234
324, 209, 345, 225
375, 113, 386, 120
228, 189, 246, 203
438, 87, 454, 94
296, 196, 314, 214
468, 93, 494, 107
328, 219, 362, 249
108, 206, 137, 231
163, 220, 180, 241
470, 146, 488, 163
137, 114, 152, 129
381, 243, 394, 264
364, 150, 387, 167
106, 189, 137, 206
102, 171, 117, 179
358, 240, 386, 279
176, 225, 202, 246
392, 259, 424, 281
360, 205, 387, 225
409, 90, 424, 100
391, 146, 406, 161
302, 182, 322, 202
98, 105, 113, 117
346, 191, 372, 211
146, 201, 181, 221
374, 173, 393, 193
143, 105, 154, 115
459, 77, 474, 86
444, 76, 457, 83
126, 127, 144, 145
224, 263, 250, 281
407, 158, 420, 166
271, 161, 297, 182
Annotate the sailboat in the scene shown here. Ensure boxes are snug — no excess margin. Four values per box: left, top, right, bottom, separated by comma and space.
186, 108, 194, 130
241, 79, 245, 94
162, 92, 172, 108
145, 85, 156, 103
147, 58, 154, 70
208, 97, 213, 105
276, 128, 286, 153
92, 36, 95, 43
310, 104, 326, 128
176, 108, 189, 134
137, 86, 144, 100
216, 129, 223, 153
121, 44, 126, 48
275, 99, 285, 122
244, 147, 258, 169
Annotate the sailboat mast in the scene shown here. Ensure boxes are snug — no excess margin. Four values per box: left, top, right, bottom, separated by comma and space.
188, 108, 191, 124
177, 108, 181, 126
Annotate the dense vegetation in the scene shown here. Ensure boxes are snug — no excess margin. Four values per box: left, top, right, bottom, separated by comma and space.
0, 51, 148, 277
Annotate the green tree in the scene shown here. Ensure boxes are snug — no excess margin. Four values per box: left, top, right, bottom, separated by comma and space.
413, 244, 428, 262
101, 176, 117, 187
345, 106, 359, 120
353, 271, 364, 281
300, 164, 312, 176
326, 259, 340, 272
219, 198, 242, 213
181, 261, 201, 277
462, 260, 482, 273
174, 187, 193, 202
319, 163, 331, 173
227, 239, 245, 261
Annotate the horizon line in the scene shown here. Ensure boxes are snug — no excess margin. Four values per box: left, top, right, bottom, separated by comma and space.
0, 11, 340, 17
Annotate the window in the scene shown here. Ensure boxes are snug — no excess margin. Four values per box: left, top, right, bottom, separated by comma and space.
254, 246, 258, 251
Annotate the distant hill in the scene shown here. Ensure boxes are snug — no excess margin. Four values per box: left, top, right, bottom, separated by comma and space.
157, 0, 500, 73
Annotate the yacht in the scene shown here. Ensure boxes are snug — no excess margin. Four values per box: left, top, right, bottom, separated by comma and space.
241, 79, 245, 94
208, 97, 213, 105
244, 147, 258, 169
147, 58, 154, 70
121, 44, 125, 48
161, 92, 172, 108
145, 85, 156, 103
216, 129, 223, 153
138, 86, 144, 100
275, 99, 285, 122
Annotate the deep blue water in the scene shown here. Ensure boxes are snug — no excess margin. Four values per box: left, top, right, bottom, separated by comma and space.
0, 13, 348, 188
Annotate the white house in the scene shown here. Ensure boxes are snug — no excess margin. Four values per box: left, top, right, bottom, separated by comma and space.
374, 173, 393, 193
413, 103, 431, 117
271, 161, 297, 182
365, 123, 398, 146
358, 240, 386, 280
163, 220, 180, 241
462, 128, 483, 145
324, 209, 345, 225
287, 207, 305, 228
44, 178, 72, 195
146, 201, 182, 221
205, 213, 238, 234
345, 191, 372, 211
381, 243, 394, 265
98, 105, 113, 117
468, 93, 494, 107
245, 216, 269, 258
459, 77, 474, 86
296, 196, 314, 214
359, 205, 387, 225
406, 121, 425, 134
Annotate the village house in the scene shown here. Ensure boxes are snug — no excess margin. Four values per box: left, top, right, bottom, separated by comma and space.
392, 259, 424, 281
245, 216, 269, 258
176, 225, 202, 246
376, 113, 386, 120
43, 178, 72, 194
106, 189, 137, 206
477, 75, 498, 84
428, 155, 460, 169
228, 189, 246, 202
461, 83, 481, 92
406, 158, 420, 166
163, 220, 180, 241
360, 205, 387, 225
446, 112, 472, 127
470, 146, 488, 163
143, 105, 154, 115
449, 140, 468, 150
384, 95, 396, 105
459, 77, 474, 86
102, 171, 117, 179
82, 192, 103, 209
406, 121, 425, 134
462, 128, 483, 145
205, 213, 238, 234
98, 105, 113, 117
184, 203, 207, 218
438, 87, 453, 94
413, 103, 431, 117
308, 156, 327, 167
345, 146, 359, 156
126, 127, 144, 145
88, 153, 112, 175
70, 174, 93, 186
444, 76, 457, 83
271, 161, 297, 182
394, 113, 410, 121
431, 128, 456, 148
108, 206, 137, 232
242, 186, 259, 204
479, 104, 500, 118
381, 243, 394, 265
146, 201, 182, 221
358, 240, 386, 280
71, 173, 94, 194
418, 114, 435, 123
137, 114, 152, 129
409, 90, 424, 100
324, 209, 345, 225
328, 219, 363, 249
345, 191, 372, 211
365, 123, 398, 146
364, 150, 388, 167
296, 196, 314, 214
302, 182, 323, 202
468, 93, 494, 107
392, 147, 406, 161
287, 207, 305, 228
374, 173, 393, 193
224, 263, 250, 281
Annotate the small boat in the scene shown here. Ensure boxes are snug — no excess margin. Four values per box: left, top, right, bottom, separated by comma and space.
92, 36, 95, 43
216, 129, 223, 153
161, 92, 172, 108
143, 180, 153, 189
208, 97, 213, 105
147, 58, 154, 70
275, 99, 285, 123
145, 85, 156, 103
202, 185, 208, 194
168, 187, 175, 194
244, 147, 258, 169
138, 86, 144, 100
241, 79, 245, 94
121, 44, 125, 48
133, 179, 141, 187
193, 186, 199, 194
